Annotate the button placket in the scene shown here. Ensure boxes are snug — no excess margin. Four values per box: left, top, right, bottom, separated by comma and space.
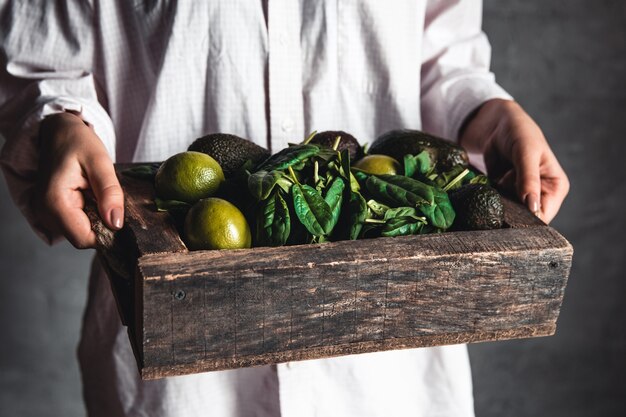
267, 0, 304, 152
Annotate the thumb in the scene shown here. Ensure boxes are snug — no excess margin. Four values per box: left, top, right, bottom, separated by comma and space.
84, 155, 125, 230
513, 144, 542, 217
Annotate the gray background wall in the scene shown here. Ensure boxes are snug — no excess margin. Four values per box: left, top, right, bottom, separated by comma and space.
470, 1, 626, 416
1, 1, 624, 416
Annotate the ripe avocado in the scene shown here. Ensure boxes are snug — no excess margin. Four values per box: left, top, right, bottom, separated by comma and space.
309, 130, 363, 161
448, 184, 504, 230
188, 133, 270, 177
369, 129, 468, 171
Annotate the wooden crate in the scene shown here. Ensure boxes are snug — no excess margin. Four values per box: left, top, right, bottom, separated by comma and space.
89, 164, 573, 380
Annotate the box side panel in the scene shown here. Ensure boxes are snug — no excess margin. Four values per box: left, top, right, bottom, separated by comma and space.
116, 167, 187, 256
138, 226, 572, 379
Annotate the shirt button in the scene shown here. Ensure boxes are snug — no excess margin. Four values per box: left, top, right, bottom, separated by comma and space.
281, 118, 294, 133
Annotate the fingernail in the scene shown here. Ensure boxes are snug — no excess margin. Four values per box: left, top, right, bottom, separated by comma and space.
525, 193, 540, 217
110, 208, 123, 229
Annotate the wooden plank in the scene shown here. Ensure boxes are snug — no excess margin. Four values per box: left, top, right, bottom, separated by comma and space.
142, 325, 556, 380
115, 165, 187, 256
137, 226, 572, 379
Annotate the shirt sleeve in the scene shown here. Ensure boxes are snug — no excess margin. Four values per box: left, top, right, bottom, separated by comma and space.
0, 1, 116, 244
420, 0, 513, 141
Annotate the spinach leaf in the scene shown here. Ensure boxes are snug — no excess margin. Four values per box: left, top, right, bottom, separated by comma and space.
351, 168, 369, 183
381, 216, 426, 237
379, 207, 427, 237
434, 165, 469, 190
315, 147, 340, 162
348, 191, 368, 240
365, 175, 431, 207
292, 184, 333, 236
403, 151, 431, 178
366, 199, 391, 217
323, 176, 345, 233
258, 191, 291, 246
248, 170, 287, 201
383, 206, 422, 221
469, 173, 490, 185
414, 150, 432, 174
123, 163, 161, 181
155, 197, 191, 212
403, 154, 417, 178
256, 144, 319, 172
367, 174, 455, 229
337, 149, 361, 193
154, 197, 191, 223
415, 190, 455, 230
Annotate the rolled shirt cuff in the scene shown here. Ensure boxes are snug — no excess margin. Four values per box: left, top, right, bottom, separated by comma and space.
442, 75, 513, 141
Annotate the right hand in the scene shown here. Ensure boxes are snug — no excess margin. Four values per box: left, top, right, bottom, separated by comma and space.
35, 112, 124, 248
460, 99, 569, 223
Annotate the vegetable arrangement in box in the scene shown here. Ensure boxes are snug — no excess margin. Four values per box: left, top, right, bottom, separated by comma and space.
124, 130, 505, 250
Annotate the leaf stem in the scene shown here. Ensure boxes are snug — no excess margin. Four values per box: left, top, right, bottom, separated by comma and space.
314, 160, 320, 184
303, 131, 318, 145
332, 135, 342, 151
443, 168, 470, 192
365, 218, 386, 224
288, 166, 301, 185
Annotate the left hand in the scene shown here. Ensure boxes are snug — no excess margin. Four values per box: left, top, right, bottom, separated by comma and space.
459, 99, 569, 223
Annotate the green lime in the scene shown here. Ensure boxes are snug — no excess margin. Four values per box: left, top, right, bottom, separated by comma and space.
155, 151, 225, 204
184, 198, 252, 250
353, 154, 401, 175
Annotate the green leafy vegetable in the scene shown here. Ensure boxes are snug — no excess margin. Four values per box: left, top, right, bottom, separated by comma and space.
292, 184, 333, 236
381, 216, 426, 237
377, 207, 427, 237
315, 147, 340, 162
365, 175, 430, 207
382, 206, 421, 220
366, 199, 391, 217
366, 174, 455, 229
351, 169, 369, 183
248, 170, 287, 201
154, 198, 191, 223
442, 168, 470, 192
403, 151, 432, 178
347, 191, 368, 240
123, 163, 161, 180
155, 198, 191, 212
323, 176, 346, 233
258, 191, 291, 246
256, 144, 320, 172
403, 155, 417, 178
468, 173, 490, 185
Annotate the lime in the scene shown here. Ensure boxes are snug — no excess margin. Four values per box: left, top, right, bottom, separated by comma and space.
353, 154, 401, 175
155, 151, 224, 203
184, 198, 252, 250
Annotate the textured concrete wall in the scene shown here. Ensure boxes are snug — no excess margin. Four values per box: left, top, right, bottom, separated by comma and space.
470, 1, 626, 416
0, 168, 90, 415
1, 1, 625, 416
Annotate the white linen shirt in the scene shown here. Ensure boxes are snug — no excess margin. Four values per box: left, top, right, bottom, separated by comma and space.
0, 1, 511, 416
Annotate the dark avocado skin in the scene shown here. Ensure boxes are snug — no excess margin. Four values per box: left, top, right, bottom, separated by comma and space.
449, 184, 504, 230
309, 130, 363, 161
369, 129, 468, 171
188, 133, 270, 177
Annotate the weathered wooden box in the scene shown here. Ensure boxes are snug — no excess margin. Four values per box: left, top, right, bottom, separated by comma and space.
92, 164, 573, 380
